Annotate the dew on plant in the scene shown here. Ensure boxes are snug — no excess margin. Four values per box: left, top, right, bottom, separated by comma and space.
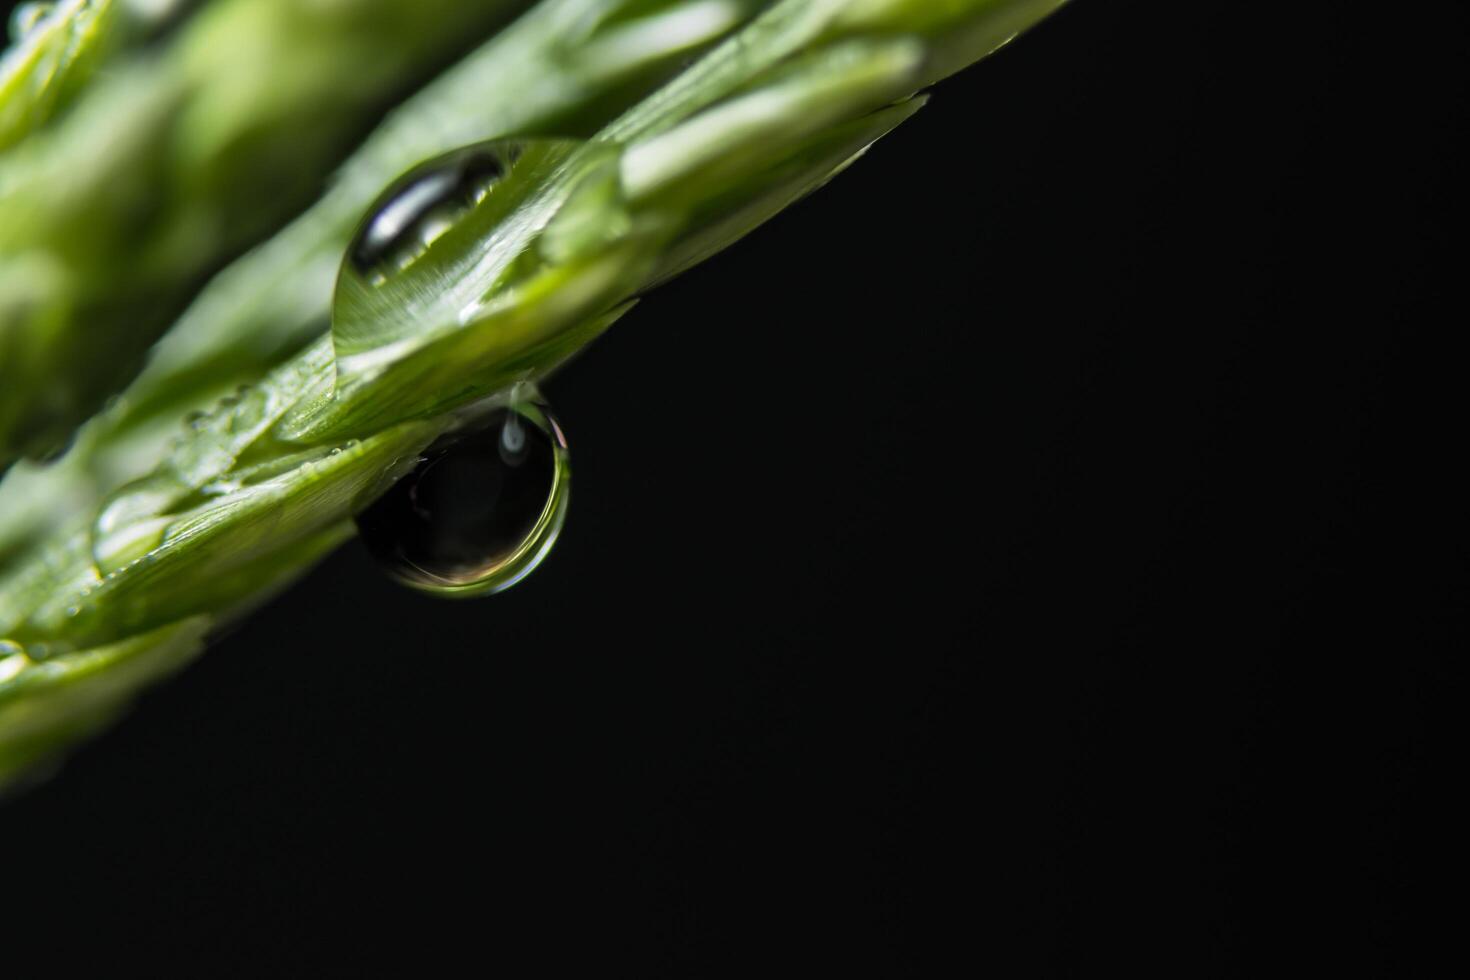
348, 143, 520, 281
7, 2, 52, 43
353, 393, 570, 597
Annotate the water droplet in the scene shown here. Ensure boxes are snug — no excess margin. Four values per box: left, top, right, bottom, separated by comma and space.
0, 645, 29, 683
91, 474, 181, 575
354, 398, 570, 597
348, 144, 515, 279
8, 3, 51, 42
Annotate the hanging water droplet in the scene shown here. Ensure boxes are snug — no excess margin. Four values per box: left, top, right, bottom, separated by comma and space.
8, 2, 51, 42
354, 397, 570, 597
348, 143, 519, 280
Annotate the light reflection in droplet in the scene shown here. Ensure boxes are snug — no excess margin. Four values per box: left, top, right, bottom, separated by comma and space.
353, 396, 569, 597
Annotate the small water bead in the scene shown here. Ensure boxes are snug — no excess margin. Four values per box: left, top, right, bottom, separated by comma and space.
8, 3, 51, 42
91, 472, 183, 575
349, 145, 515, 279
0, 640, 29, 683
354, 400, 570, 597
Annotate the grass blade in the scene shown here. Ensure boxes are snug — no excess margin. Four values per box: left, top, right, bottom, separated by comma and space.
0, 0, 534, 467
0, 0, 123, 152
0, 0, 1071, 787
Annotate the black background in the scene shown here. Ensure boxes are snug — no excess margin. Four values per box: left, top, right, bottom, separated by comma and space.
3, 1, 1463, 975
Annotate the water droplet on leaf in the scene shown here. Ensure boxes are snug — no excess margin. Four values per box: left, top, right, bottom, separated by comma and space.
0, 643, 29, 683
91, 473, 182, 575
348, 145, 512, 279
354, 398, 569, 597
8, 2, 51, 42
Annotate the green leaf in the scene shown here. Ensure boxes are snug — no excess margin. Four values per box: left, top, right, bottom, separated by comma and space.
0, 617, 209, 788
0, 0, 773, 571
0, 0, 1073, 789
0, 0, 123, 152
0, 0, 536, 468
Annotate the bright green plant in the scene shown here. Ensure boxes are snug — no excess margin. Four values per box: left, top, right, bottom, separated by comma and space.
0, 0, 1069, 789
0, 0, 534, 465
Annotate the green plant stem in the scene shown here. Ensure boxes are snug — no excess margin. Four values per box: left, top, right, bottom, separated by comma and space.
0, 0, 771, 567
0, 0, 124, 153
0, 0, 534, 467
0, 0, 1070, 788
